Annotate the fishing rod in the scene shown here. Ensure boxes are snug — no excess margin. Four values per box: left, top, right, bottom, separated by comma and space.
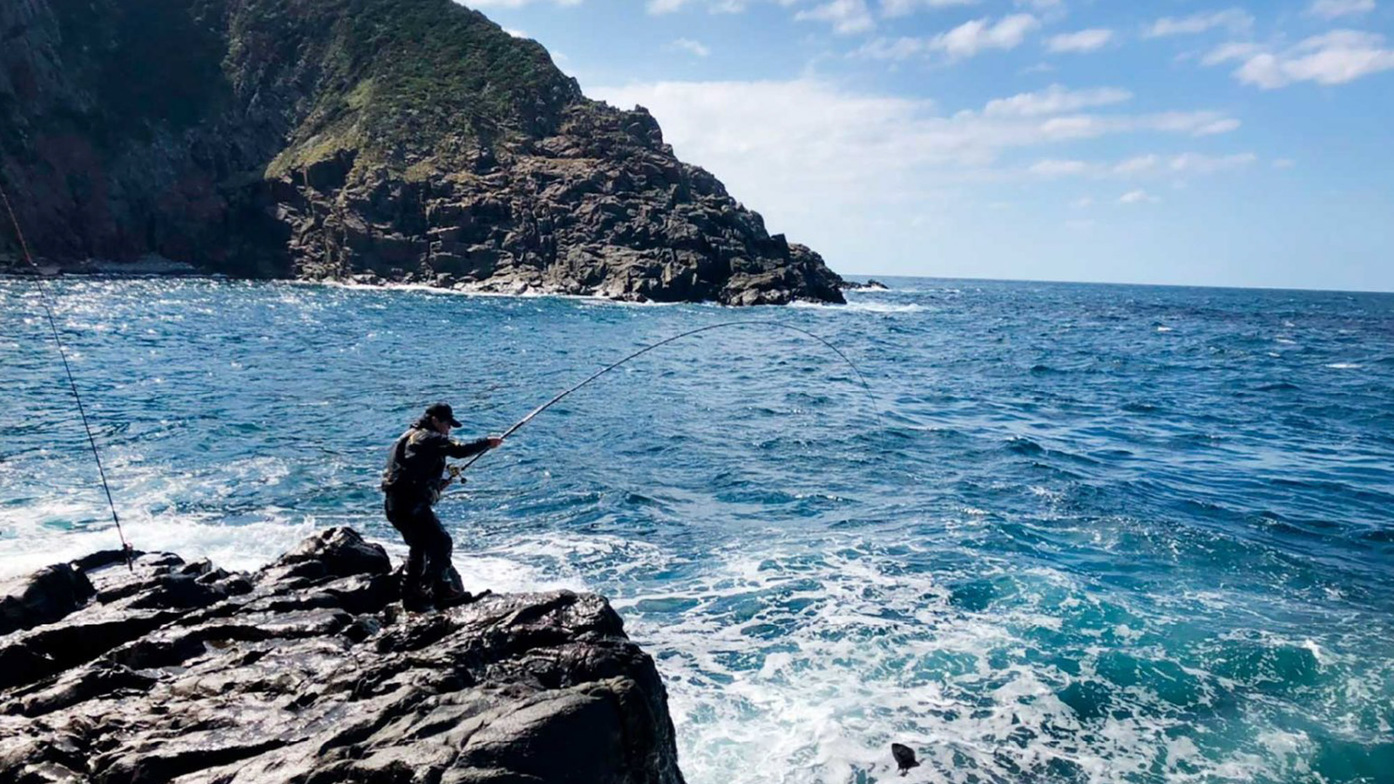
449, 320, 881, 479
1, 183, 134, 570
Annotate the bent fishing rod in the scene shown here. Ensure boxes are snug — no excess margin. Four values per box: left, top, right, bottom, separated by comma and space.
1, 183, 134, 569
449, 320, 881, 479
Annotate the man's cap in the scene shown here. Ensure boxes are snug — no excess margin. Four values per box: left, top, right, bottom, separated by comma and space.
425, 402, 462, 428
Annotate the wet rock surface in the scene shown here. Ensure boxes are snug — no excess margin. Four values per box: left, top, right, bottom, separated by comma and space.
0, 528, 685, 784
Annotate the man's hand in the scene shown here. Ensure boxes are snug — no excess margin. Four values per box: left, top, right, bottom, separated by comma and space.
486, 436, 504, 449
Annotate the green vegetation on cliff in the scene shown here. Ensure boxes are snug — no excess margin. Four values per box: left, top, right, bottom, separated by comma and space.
250, 0, 580, 176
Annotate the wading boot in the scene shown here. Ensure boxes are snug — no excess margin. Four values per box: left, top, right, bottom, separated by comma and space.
402, 588, 434, 614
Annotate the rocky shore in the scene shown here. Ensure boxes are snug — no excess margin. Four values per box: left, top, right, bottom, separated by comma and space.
0, 0, 844, 306
0, 528, 685, 783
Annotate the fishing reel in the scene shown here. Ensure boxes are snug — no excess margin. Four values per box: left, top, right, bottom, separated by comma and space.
446, 464, 466, 484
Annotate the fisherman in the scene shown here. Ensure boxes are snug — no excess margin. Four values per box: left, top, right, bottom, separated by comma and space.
382, 403, 503, 611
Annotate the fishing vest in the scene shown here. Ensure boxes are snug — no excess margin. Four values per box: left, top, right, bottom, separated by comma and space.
380, 427, 443, 497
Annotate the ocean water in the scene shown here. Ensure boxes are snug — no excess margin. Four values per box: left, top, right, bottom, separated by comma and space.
2, 277, 1392, 783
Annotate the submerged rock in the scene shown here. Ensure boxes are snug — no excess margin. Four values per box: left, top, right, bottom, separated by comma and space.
0, 528, 685, 784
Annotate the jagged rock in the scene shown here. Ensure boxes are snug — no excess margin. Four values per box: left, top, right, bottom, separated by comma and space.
0, 564, 95, 637
0, 0, 843, 305
0, 528, 685, 783
841, 278, 889, 291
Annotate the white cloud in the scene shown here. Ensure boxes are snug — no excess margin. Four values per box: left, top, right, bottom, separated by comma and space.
1168, 151, 1258, 172
983, 85, 1132, 117
647, 0, 750, 14
1047, 29, 1114, 53
1145, 8, 1253, 38
1030, 159, 1091, 176
855, 14, 1042, 60
503, 27, 529, 38
591, 79, 1241, 214
1273, 158, 1297, 169
1194, 118, 1241, 135
932, 14, 1041, 59
1201, 41, 1264, 65
854, 36, 931, 59
1308, 0, 1376, 19
1149, 113, 1241, 136
796, 0, 876, 34
1229, 30, 1394, 88
1031, 152, 1257, 179
1113, 154, 1160, 175
670, 38, 712, 57
881, 0, 977, 17
1119, 189, 1160, 204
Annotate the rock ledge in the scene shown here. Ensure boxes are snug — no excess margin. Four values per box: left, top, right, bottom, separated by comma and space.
0, 528, 685, 784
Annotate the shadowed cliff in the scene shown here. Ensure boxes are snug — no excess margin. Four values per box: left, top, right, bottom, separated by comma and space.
0, 0, 844, 304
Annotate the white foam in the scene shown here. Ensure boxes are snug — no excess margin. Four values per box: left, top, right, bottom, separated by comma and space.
0, 512, 318, 579
537, 537, 1196, 784
846, 287, 961, 296
1325, 363, 1362, 369
313, 279, 685, 307
790, 301, 925, 314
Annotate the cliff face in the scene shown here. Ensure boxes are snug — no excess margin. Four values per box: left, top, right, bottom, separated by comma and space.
0, 0, 845, 305
0, 528, 687, 783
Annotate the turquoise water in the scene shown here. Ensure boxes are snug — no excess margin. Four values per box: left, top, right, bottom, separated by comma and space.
2, 277, 1392, 783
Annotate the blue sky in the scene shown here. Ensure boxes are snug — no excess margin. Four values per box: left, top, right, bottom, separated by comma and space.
463, 0, 1393, 291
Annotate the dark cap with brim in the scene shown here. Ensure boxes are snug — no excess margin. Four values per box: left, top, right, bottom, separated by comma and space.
425, 402, 462, 428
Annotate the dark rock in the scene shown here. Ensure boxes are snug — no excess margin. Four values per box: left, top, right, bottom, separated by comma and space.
0, 564, 95, 637
0, 529, 686, 783
259, 526, 391, 583
891, 742, 920, 775
841, 278, 890, 291
70, 549, 143, 573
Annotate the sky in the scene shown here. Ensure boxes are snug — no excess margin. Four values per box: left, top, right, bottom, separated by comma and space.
461, 0, 1393, 291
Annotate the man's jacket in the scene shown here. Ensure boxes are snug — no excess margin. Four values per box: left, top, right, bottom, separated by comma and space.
381, 423, 491, 502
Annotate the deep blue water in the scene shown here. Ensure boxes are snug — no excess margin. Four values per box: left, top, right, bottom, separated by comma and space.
2, 277, 1392, 783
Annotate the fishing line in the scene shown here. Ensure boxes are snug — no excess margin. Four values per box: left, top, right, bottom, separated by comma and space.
1, 183, 134, 568
453, 320, 881, 476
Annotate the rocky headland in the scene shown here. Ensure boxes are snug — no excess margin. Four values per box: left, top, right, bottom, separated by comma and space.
0, 0, 844, 305
0, 528, 685, 783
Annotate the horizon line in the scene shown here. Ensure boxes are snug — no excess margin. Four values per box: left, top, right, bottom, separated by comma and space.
838, 272, 1394, 297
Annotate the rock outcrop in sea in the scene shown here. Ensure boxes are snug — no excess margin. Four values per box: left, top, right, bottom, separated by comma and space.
0, 528, 686, 783
0, 0, 844, 305
841, 279, 889, 291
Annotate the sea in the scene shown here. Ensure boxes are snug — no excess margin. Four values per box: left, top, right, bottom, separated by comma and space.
1, 276, 1391, 784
